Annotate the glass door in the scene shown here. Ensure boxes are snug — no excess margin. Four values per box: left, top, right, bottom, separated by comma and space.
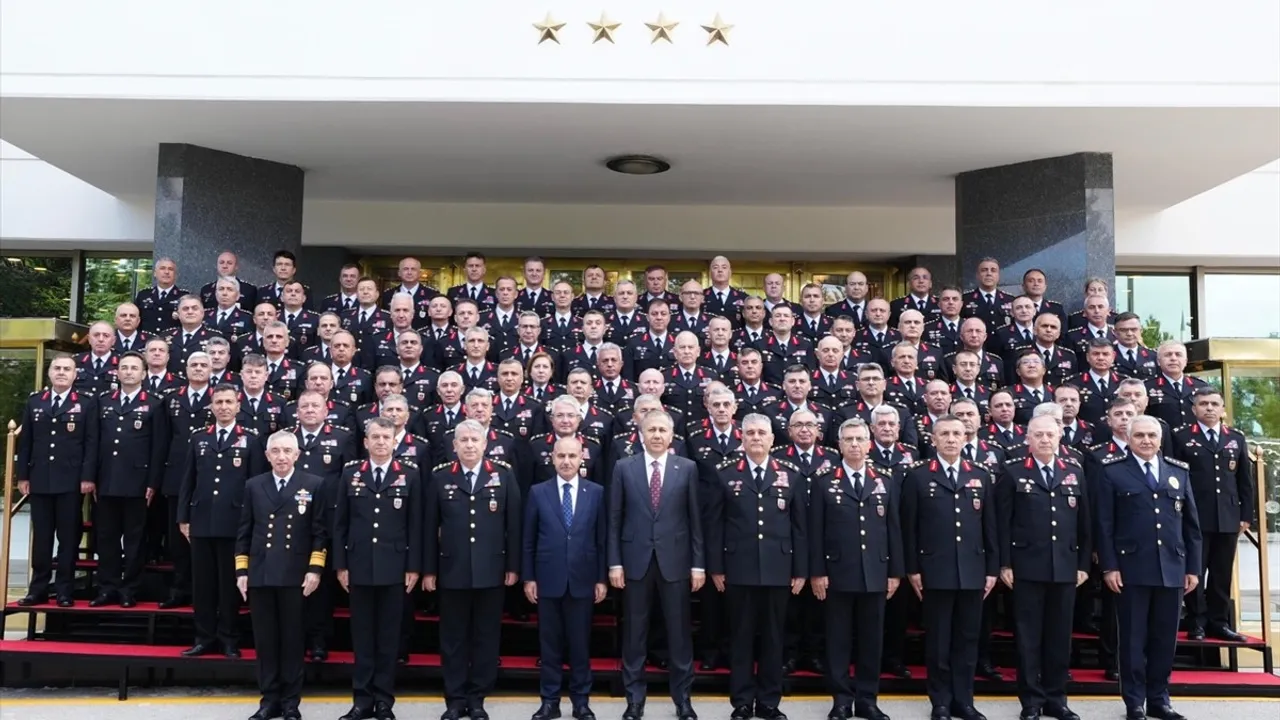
795, 264, 904, 302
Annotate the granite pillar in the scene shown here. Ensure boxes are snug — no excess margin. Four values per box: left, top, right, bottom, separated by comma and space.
955, 153, 1115, 313
153, 144, 304, 289
910, 254, 960, 291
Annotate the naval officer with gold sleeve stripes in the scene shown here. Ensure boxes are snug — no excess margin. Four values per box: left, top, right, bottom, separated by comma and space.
235, 430, 328, 720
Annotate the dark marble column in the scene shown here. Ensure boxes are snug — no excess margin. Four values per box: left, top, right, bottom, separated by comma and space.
153, 143, 304, 290
910, 254, 960, 291
955, 153, 1115, 313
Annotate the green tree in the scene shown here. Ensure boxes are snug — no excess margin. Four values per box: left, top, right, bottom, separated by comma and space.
1142, 314, 1174, 349
0, 258, 72, 319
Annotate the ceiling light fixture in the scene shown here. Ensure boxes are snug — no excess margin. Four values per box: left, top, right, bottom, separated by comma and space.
605, 154, 671, 175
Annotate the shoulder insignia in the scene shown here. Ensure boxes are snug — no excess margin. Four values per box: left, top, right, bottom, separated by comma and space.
775, 459, 801, 473
1101, 455, 1125, 465
28, 390, 40, 397
492, 427, 513, 437
432, 462, 452, 471
401, 459, 419, 469
1165, 457, 1190, 470
908, 460, 927, 469
1063, 456, 1083, 468
1004, 457, 1021, 465
191, 425, 213, 436
612, 431, 633, 440
344, 459, 362, 467
812, 465, 836, 477
716, 458, 736, 471
243, 426, 259, 435
490, 459, 512, 469
1087, 442, 1109, 452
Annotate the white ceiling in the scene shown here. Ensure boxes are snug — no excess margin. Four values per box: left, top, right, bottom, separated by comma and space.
1, 99, 1277, 207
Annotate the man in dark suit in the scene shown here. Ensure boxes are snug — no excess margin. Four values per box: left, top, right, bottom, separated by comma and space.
14, 354, 98, 607
199, 251, 259, 312
235, 431, 327, 720
608, 410, 704, 720
523, 436, 608, 720
1096, 416, 1202, 720
996, 416, 1091, 720
1175, 387, 1255, 642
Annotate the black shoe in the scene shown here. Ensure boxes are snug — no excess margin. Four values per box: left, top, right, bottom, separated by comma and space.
340, 707, 374, 720
699, 652, 720, 671
281, 711, 301, 720
56, 595, 74, 608
781, 657, 797, 676
622, 703, 645, 720
180, 643, 216, 657
248, 705, 282, 720
974, 663, 1004, 681
1186, 626, 1206, 641
439, 708, 461, 720
15, 594, 48, 606
1042, 707, 1079, 720
1208, 626, 1247, 643
1125, 710, 1146, 720
397, 651, 409, 664
828, 704, 852, 720
572, 706, 595, 720
646, 656, 668, 670
1076, 621, 1100, 635
1146, 706, 1185, 720
89, 592, 117, 607
1018, 709, 1041, 720
374, 702, 396, 720
853, 705, 888, 720
309, 645, 328, 662
470, 704, 489, 720
532, 704, 561, 720
806, 656, 826, 675
119, 594, 137, 608
951, 707, 987, 720
882, 663, 911, 679
159, 594, 190, 609
224, 646, 242, 659
731, 706, 753, 720
1104, 667, 1120, 682
676, 703, 697, 720
929, 708, 950, 720
755, 706, 785, 720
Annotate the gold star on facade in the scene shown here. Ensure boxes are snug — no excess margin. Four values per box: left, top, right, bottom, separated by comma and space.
646, 12, 679, 44
587, 12, 621, 44
533, 12, 566, 45
701, 13, 733, 46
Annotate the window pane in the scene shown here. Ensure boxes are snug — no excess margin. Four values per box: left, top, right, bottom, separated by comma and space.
0, 257, 73, 319
83, 256, 151, 323
1115, 273, 1193, 343
1204, 274, 1280, 338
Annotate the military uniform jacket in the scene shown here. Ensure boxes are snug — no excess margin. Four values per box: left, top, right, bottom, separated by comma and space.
869, 442, 920, 471
733, 381, 782, 418
1067, 309, 1117, 332
808, 367, 858, 410
758, 334, 815, 385
454, 360, 499, 392
199, 278, 258, 313
114, 330, 155, 356
423, 460, 522, 590
592, 376, 636, 415
492, 393, 547, 441
824, 298, 869, 327
979, 422, 1027, 452
950, 382, 991, 417
989, 324, 1036, 375
440, 426, 515, 468
145, 371, 183, 397
707, 457, 807, 586
531, 433, 604, 486
517, 287, 556, 316
178, 425, 267, 538
765, 400, 834, 445
623, 332, 675, 381
1095, 455, 1202, 588
571, 293, 616, 318
953, 350, 1006, 392
808, 464, 903, 593
670, 311, 712, 337
380, 285, 441, 325
235, 471, 328, 587
883, 375, 925, 414
340, 306, 391, 342
901, 460, 999, 590
96, 389, 170, 496
851, 326, 901, 370
925, 318, 964, 356
209, 368, 241, 388
257, 281, 315, 312
333, 459, 424, 585
134, 286, 188, 335
1114, 344, 1158, 380
771, 444, 839, 487
542, 314, 584, 353
606, 311, 647, 346
1066, 372, 1120, 426
1144, 375, 1207, 431
1032, 345, 1078, 387
1173, 424, 1256, 533
1010, 383, 1056, 425
262, 357, 301, 402
162, 386, 214, 495
996, 457, 1091, 583
75, 352, 119, 396
889, 294, 941, 327
703, 286, 748, 327
164, 325, 224, 374
204, 306, 253, 341
237, 391, 289, 437
911, 342, 950, 383
1066, 325, 1116, 366
294, 424, 357, 510
282, 308, 321, 349
795, 313, 834, 344
16, 390, 99, 493
391, 432, 433, 466
332, 365, 373, 406
835, 400, 920, 450
961, 288, 1015, 333
447, 283, 496, 310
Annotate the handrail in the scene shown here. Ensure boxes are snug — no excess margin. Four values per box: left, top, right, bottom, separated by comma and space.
1, 420, 18, 601
1248, 444, 1271, 654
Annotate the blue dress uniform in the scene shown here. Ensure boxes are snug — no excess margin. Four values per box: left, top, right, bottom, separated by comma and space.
294, 424, 358, 656
772, 443, 836, 672
1173, 423, 1255, 636
571, 292, 616, 318
961, 289, 1015, 334
808, 368, 858, 410
424, 460, 522, 715
134, 285, 188, 336
115, 329, 155, 355
380, 285, 441, 328
199, 278, 258, 313
341, 307, 392, 348
623, 331, 675, 381
15, 390, 99, 603
796, 314, 834, 345
704, 286, 748, 328
687, 426, 744, 669
164, 325, 223, 374
238, 391, 289, 437
75, 352, 119, 396
979, 421, 1026, 452
543, 314, 584, 353
901, 459, 999, 715
1114, 345, 1158, 380
1143, 375, 1207, 431
665, 366, 714, 424
282, 308, 322, 350
889, 294, 941, 326
996, 457, 1092, 715
94, 389, 169, 603
235, 471, 327, 717
706, 457, 807, 713
258, 281, 315, 312
321, 292, 361, 316
1095, 454, 1202, 714
757, 334, 815, 385
204, 305, 253, 341
263, 357, 301, 402
156, 386, 213, 604
517, 287, 556, 316
178, 424, 266, 651
808, 463, 903, 714
334, 458, 425, 715
1067, 371, 1121, 426
671, 311, 711, 337
333, 366, 374, 407
447, 283, 497, 311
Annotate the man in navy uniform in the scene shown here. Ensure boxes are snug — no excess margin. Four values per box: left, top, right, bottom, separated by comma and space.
91, 351, 169, 608
15, 354, 99, 607
74, 321, 119, 395
962, 258, 1015, 334
199, 251, 258, 312
1096, 416, 1202, 720
113, 301, 152, 355
901, 415, 998, 720
258, 250, 313, 312
205, 277, 254, 341
706, 414, 806, 720
166, 294, 224, 374
1020, 270, 1067, 330
523, 436, 607, 720
320, 263, 362, 316
824, 271, 870, 328
178, 384, 267, 657
1143, 341, 1206, 431
889, 266, 940, 327
447, 252, 496, 310
235, 431, 327, 720
134, 257, 186, 335
1175, 387, 1255, 642
334, 417, 423, 720
997, 416, 1091, 720
381, 257, 441, 323
1112, 313, 1158, 380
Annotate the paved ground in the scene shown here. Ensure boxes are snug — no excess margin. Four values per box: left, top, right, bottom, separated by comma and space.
0, 691, 1275, 720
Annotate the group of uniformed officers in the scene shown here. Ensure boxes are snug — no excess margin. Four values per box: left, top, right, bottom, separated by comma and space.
11, 251, 1257, 720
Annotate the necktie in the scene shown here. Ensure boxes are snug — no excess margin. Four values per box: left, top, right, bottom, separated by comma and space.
436, 328, 445, 340
1143, 461, 1157, 490
810, 320, 818, 333
719, 433, 729, 453
718, 292, 726, 306
874, 332, 883, 344
218, 428, 228, 447
523, 348, 532, 364
1002, 429, 1013, 444
588, 296, 597, 309
287, 313, 297, 327
619, 314, 630, 328
158, 289, 168, 303
684, 371, 693, 384
94, 358, 103, 373
500, 398, 510, 414
800, 452, 811, 466
560, 317, 568, 330
1207, 428, 1218, 450
963, 386, 974, 399
746, 386, 756, 400
852, 472, 862, 495
649, 460, 662, 510
470, 287, 478, 300
446, 409, 456, 425
304, 432, 315, 448
219, 312, 228, 326
536, 388, 544, 400
852, 306, 862, 325
827, 373, 837, 387
1043, 350, 1053, 367
750, 332, 759, 342
191, 391, 202, 406
605, 382, 615, 397
278, 477, 288, 492
1022, 329, 1031, 343
375, 467, 386, 490
269, 362, 279, 377
1064, 426, 1074, 445
882, 448, 892, 465
403, 367, 413, 383
588, 346, 596, 363
1127, 349, 1136, 365
345, 297, 355, 311
1098, 377, 1108, 393
249, 397, 259, 414
946, 466, 957, 490
985, 293, 994, 305
1042, 465, 1055, 488
562, 483, 574, 527
471, 367, 480, 383
184, 332, 193, 345
359, 310, 368, 325
753, 465, 765, 491
962, 445, 973, 460
947, 322, 956, 334
120, 395, 130, 411
916, 299, 926, 311
1031, 389, 1042, 403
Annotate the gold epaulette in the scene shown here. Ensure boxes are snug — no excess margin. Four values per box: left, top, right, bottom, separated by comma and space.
191, 425, 213, 437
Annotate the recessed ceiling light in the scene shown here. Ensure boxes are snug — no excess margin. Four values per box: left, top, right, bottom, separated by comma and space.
605, 154, 671, 175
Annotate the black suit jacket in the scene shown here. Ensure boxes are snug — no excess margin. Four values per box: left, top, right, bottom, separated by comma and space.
608, 453, 705, 582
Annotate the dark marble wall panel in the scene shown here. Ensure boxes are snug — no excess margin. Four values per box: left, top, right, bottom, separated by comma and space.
955, 153, 1115, 312
910, 254, 960, 292
153, 144, 304, 290
297, 246, 357, 303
